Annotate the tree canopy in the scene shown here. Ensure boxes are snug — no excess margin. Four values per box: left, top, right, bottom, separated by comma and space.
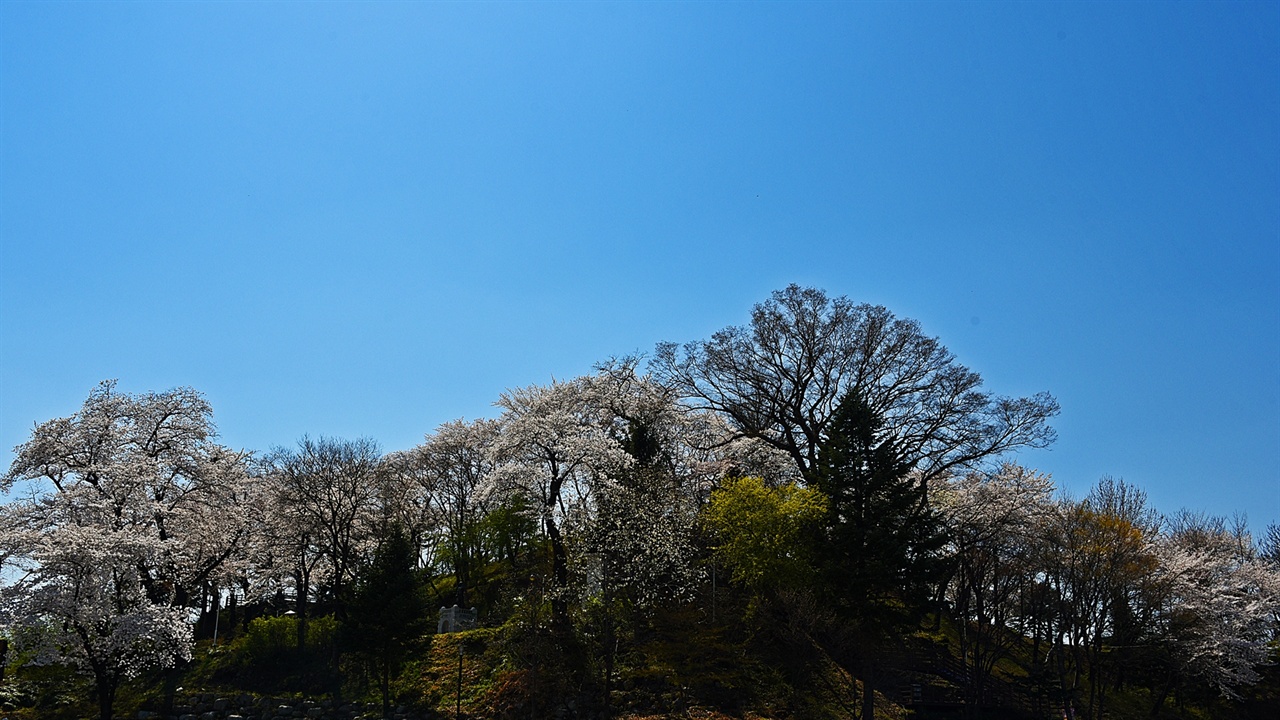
653, 284, 1059, 484
1, 289, 1276, 720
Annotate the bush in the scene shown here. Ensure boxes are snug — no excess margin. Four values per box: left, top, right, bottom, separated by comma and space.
238, 614, 339, 665
239, 615, 296, 664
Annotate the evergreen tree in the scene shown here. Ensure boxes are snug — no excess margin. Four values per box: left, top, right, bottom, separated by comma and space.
813, 390, 946, 719
344, 522, 429, 718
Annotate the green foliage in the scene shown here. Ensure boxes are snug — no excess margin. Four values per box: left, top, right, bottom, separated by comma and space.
703, 476, 826, 593
618, 603, 785, 715
239, 615, 297, 665
475, 497, 539, 569
0, 663, 88, 720
239, 614, 338, 665
308, 614, 339, 650
391, 627, 539, 719
200, 614, 341, 696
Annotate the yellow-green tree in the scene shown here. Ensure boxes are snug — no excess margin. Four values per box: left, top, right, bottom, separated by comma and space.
703, 476, 826, 594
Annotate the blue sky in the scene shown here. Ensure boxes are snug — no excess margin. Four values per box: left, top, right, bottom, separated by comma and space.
2, 1, 1277, 531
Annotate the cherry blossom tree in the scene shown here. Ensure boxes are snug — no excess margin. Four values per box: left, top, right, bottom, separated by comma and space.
586, 361, 716, 604
1145, 512, 1280, 707
0, 507, 193, 720
0, 381, 254, 720
489, 364, 715, 630
490, 376, 633, 625
408, 418, 502, 605
939, 463, 1057, 707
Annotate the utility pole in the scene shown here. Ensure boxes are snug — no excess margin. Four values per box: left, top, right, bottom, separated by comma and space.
211, 588, 221, 652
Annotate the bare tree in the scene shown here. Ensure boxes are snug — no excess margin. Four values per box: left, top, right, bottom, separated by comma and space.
268, 436, 381, 643
1261, 522, 1280, 565
1039, 484, 1159, 720
374, 448, 439, 565
653, 284, 1059, 485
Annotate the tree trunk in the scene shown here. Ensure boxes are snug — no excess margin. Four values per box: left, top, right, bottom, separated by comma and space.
162, 661, 184, 719
861, 663, 875, 720
545, 515, 570, 627
295, 567, 309, 652
602, 564, 615, 718
1149, 672, 1173, 719
199, 581, 211, 639
381, 655, 392, 719
95, 672, 118, 720
456, 504, 470, 607
227, 586, 238, 639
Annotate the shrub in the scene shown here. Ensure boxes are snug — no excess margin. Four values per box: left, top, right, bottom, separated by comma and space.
239, 615, 296, 665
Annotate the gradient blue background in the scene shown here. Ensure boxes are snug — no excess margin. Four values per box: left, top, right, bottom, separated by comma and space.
2, 1, 1276, 531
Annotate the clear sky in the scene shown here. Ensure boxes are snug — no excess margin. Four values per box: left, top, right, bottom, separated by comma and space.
2, 1, 1277, 532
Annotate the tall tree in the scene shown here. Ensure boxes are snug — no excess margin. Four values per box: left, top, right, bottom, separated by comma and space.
1040, 491, 1157, 720
812, 390, 946, 720
268, 436, 381, 646
654, 284, 1058, 486
491, 377, 632, 626
345, 522, 429, 719
587, 358, 705, 607
0, 381, 253, 720
940, 463, 1057, 708
1143, 511, 1280, 709
411, 418, 501, 606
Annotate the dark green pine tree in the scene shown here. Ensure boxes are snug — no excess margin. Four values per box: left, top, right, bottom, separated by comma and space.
814, 390, 947, 719
345, 523, 430, 718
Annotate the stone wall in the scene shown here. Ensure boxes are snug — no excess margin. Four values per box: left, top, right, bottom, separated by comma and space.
134, 692, 423, 720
